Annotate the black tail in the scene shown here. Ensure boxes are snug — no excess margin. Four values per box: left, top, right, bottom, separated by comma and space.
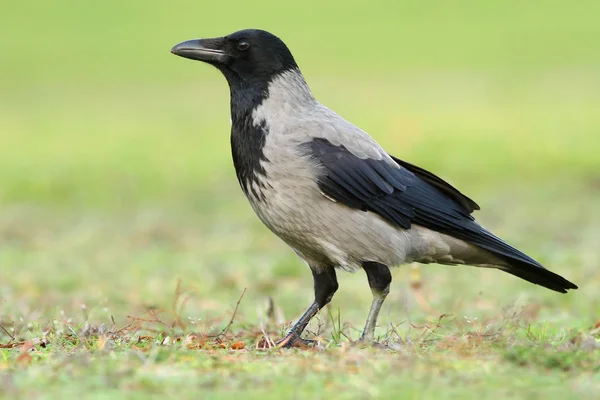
497, 257, 578, 293
459, 223, 578, 293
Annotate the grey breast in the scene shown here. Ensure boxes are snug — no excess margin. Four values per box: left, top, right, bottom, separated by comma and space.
239, 70, 415, 271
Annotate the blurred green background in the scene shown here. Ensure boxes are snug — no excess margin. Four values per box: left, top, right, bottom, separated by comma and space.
1, 0, 600, 338
2, 1, 600, 397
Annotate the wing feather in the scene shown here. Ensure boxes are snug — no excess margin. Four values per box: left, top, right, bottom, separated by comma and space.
305, 138, 541, 268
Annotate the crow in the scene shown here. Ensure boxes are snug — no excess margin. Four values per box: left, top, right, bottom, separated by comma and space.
171, 29, 577, 348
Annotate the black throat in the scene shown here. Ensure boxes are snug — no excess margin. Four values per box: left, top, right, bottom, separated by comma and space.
227, 74, 271, 199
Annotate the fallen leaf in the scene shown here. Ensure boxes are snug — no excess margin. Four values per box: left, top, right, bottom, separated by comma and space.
185, 334, 206, 350
16, 341, 35, 367
231, 341, 245, 350
256, 336, 274, 350
20, 341, 34, 352
16, 352, 32, 367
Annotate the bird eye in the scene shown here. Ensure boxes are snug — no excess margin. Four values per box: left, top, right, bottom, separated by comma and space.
237, 41, 250, 51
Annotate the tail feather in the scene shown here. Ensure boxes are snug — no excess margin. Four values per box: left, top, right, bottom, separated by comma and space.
457, 223, 578, 293
497, 257, 578, 293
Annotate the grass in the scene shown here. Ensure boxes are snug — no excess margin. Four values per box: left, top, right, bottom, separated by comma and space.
1, 0, 600, 398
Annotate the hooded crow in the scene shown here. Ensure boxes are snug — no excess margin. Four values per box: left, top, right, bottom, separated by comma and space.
171, 29, 577, 347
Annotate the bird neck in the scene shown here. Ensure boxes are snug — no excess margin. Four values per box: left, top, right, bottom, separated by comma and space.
228, 68, 313, 122
228, 68, 314, 198
256, 68, 315, 111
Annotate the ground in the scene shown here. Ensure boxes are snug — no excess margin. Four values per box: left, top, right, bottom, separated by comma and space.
1, 1, 600, 399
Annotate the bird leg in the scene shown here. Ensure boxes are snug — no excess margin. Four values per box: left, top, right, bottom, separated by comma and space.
359, 261, 392, 343
276, 267, 338, 348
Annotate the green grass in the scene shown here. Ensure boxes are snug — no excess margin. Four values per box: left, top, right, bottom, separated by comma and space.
1, 0, 600, 398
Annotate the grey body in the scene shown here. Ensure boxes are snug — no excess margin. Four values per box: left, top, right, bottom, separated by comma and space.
248, 70, 498, 272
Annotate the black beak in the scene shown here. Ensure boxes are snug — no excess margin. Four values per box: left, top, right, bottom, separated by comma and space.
170, 38, 229, 64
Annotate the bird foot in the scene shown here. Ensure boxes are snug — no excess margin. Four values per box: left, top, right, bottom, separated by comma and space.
275, 333, 320, 349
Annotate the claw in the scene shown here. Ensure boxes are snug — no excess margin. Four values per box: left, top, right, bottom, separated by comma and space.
276, 333, 319, 349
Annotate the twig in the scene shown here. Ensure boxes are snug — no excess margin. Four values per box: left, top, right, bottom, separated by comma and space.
218, 288, 247, 338
258, 323, 275, 349
67, 324, 79, 337
171, 279, 186, 330
415, 313, 452, 344
172, 279, 182, 315
126, 313, 166, 325
117, 318, 138, 334
339, 330, 352, 342
147, 308, 168, 325
389, 320, 407, 342
175, 294, 191, 331
0, 323, 15, 341
266, 296, 275, 321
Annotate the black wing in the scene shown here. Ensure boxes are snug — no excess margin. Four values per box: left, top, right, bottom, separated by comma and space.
391, 156, 480, 213
307, 138, 577, 293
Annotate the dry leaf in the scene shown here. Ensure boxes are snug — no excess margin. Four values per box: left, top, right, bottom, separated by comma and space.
231, 341, 245, 350
20, 341, 34, 352
16, 352, 32, 367
16, 341, 35, 367
185, 334, 206, 350
97, 335, 108, 350
256, 336, 275, 350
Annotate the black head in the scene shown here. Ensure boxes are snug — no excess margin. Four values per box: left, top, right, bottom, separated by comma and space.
171, 29, 298, 86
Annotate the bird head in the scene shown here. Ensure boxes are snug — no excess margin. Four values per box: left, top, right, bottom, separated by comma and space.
171, 29, 298, 87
